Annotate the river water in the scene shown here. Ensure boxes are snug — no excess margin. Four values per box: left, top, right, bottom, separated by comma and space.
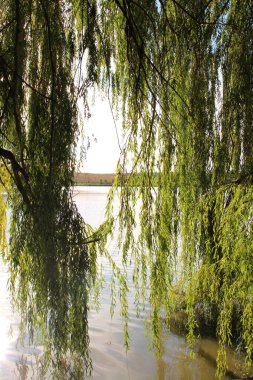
0, 187, 249, 379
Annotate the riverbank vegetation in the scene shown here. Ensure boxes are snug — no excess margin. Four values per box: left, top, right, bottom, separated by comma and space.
74, 172, 115, 186
0, 0, 253, 378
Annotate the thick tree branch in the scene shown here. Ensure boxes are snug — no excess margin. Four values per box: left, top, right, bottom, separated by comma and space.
0, 147, 28, 180
0, 147, 30, 205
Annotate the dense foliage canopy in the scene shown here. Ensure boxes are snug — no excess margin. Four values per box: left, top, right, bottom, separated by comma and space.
0, 0, 253, 377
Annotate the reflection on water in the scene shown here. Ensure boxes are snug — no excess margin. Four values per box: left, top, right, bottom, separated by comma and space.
0, 259, 43, 379
0, 186, 246, 379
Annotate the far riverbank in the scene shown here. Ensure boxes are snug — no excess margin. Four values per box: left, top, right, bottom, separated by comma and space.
74, 172, 114, 186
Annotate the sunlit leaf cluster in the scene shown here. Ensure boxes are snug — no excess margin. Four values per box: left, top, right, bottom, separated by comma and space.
104, 1, 253, 377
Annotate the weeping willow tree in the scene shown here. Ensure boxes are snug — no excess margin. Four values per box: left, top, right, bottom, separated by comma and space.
102, 0, 253, 376
0, 0, 104, 377
0, 0, 253, 378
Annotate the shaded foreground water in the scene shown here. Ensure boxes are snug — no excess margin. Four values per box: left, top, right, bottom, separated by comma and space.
0, 187, 250, 379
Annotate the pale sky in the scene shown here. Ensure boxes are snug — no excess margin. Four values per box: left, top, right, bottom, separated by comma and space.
80, 96, 122, 174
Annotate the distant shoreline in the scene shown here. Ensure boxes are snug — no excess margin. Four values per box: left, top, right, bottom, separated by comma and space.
74, 182, 112, 187
73, 172, 115, 186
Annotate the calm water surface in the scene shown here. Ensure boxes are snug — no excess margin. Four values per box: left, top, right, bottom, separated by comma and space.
0, 187, 245, 379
